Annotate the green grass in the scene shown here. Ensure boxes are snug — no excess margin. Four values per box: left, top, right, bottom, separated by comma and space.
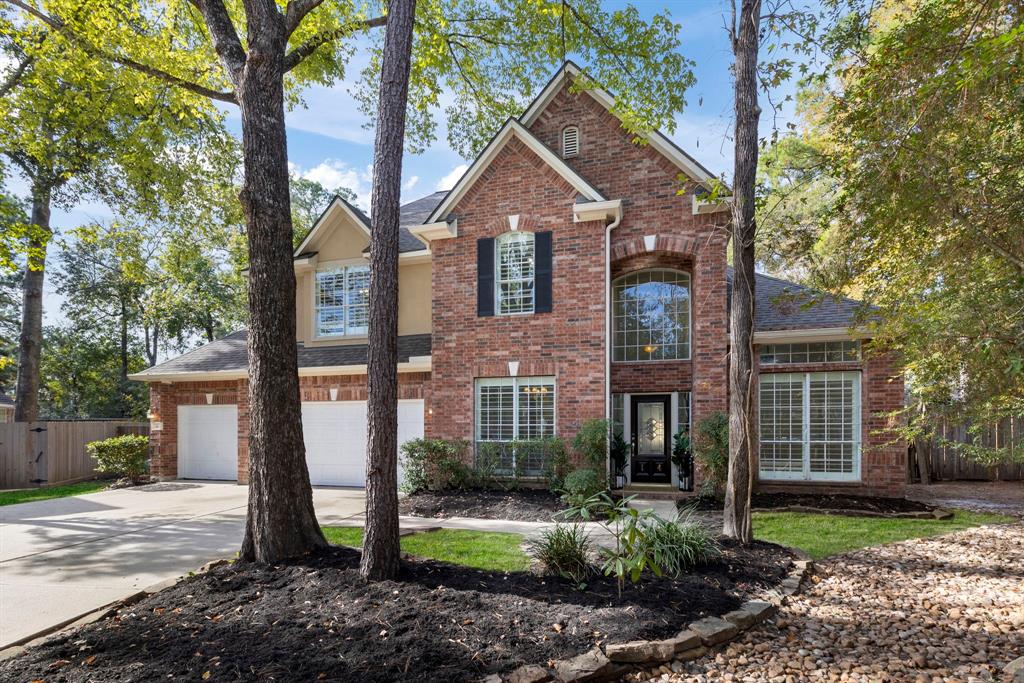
753, 509, 1015, 560
0, 480, 110, 507
322, 527, 531, 572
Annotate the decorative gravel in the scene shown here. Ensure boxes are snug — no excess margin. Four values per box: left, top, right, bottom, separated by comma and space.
652, 521, 1023, 683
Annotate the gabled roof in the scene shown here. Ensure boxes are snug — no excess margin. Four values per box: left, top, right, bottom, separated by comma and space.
294, 194, 430, 259
520, 61, 721, 191
426, 118, 606, 224
130, 331, 432, 381
727, 268, 864, 332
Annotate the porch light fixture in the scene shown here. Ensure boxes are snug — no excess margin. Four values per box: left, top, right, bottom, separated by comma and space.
329, 388, 339, 401
205, 393, 214, 405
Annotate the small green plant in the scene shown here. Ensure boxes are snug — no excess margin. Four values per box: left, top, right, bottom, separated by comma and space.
561, 468, 604, 507
561, 492, 660, 596
693, 412, 729, 498
672, 430, 693, 490
573, 418, 609, 476
528, 523, 592, 587
540, 437, 571, 491
637, 510, 719, 576
400, 438, 472, 493
87, 434, 149, 483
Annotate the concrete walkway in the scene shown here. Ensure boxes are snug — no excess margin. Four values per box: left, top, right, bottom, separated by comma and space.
0, 482, 365, 649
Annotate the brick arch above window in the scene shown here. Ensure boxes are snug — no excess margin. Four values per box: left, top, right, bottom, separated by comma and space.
610, 234, 701, 263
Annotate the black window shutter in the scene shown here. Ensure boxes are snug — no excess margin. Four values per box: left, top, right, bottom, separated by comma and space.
477, 237, 495, 317
534, 231, 553, 313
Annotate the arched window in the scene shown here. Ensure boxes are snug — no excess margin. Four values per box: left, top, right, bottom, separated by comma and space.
496, 232, 535, 314
562, 125, 580, 158
613, 269, 691, 361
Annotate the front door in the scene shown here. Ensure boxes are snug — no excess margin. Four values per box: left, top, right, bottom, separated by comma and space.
631, 395, 671, 483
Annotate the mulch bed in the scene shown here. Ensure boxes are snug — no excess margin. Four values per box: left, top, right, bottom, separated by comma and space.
685, 492, 935, 515
399, 488, 569, 522
0, 541, 793, 683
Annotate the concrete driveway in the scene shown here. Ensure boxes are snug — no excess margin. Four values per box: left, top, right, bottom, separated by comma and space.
0, 482, 366, 649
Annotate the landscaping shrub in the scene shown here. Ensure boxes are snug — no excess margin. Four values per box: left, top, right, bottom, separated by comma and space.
400, 438, 473, 493
539, 437, 571, 491
693, 412, 729, 498
528, 523, 592, 587
573, 419, 609, 477
637, 511, 719, 576
87, 434, 149, 483
561, 468, 604, 507
610, 429, 628, 484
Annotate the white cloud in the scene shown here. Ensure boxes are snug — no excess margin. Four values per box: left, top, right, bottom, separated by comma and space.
436, 164, 468, 191
403, 175, 419, 191
293, 159, 374, 211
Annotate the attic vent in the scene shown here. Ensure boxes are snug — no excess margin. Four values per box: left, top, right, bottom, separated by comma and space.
562, 126, 580, 158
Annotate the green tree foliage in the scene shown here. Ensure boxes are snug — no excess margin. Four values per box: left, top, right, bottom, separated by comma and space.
807, 0, 1024, 457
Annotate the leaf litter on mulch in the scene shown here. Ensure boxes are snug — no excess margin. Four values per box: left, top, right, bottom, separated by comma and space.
1, 540, 791, 683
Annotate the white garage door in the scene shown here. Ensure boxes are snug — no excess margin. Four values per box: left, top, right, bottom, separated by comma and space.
177, 405, 238, 481
302, 399, 424, 487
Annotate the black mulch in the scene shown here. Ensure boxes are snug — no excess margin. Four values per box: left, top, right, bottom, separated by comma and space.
0, 541, 792, 683
399, 488, 569, 522
683, 492, 935, 514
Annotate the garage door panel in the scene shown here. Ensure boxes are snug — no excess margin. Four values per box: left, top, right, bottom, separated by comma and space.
301, 400, 423, 488
178, 405, 238, 481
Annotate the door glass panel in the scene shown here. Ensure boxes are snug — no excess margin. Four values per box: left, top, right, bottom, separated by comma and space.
637, 402, 665, 456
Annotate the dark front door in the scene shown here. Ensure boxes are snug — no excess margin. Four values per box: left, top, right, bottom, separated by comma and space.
631, 395, 671, 483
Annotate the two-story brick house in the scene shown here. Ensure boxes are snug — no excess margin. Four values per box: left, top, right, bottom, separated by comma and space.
133, 62, 906, 498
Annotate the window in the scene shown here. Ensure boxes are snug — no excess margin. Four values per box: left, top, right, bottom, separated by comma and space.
613, 269, 691, 361
562, 125, 580, 158
759, 371, 861, 481
496, 232, 535, 315
315, 265, 370, 337
677, 391, 691, 435
760, 341, 860, 365
611, 394, 625, 437
476, 377, 555, 475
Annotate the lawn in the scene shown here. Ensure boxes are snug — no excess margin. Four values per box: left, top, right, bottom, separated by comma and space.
322, 526, 532, 572
0, 480, 109, 507
753, 509, 1015, 560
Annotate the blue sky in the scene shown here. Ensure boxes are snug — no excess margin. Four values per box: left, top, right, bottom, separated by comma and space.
3, 0, 804, 323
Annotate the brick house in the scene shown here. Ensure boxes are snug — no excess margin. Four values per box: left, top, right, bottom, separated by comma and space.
132, 62, 906, 498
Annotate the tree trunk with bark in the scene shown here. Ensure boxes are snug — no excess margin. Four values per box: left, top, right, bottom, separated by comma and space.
234, 9, 325, 564
14, 187, 51, 422
360, 0, 417, 582
723, 0, 762, 544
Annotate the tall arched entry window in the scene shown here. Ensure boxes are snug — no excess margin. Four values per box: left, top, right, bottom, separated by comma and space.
612, 269, 691, 361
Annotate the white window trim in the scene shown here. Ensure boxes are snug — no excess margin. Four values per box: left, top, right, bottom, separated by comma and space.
759, 371, 862, 482
312, 259, 371, 340
475, 376, 556, 474
495, 231, 536, 316
612, 269, 692, 362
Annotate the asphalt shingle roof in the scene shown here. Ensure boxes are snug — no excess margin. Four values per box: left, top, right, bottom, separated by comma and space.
728, 268, 863, 332
352, 191, 448, 255
135, 332, 432, 378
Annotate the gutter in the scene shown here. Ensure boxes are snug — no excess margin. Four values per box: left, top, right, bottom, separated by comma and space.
128, 357, 433, 383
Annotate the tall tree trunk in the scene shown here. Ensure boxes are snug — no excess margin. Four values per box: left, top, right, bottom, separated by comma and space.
120, 298, 130, 416
360, 0, 417, 581
723, 0, 761, 544
14, 186, 52, 422
236, 13, 326, 564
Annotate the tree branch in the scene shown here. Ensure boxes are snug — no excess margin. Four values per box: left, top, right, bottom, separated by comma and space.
0, 53, 33, 97
283, 14, 386, 71
188, 0, 247, 86
284, 0, 324, 38
2, 0, 238, 103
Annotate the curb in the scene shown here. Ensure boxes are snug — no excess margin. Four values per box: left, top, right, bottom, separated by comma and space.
483, 552, 812, 683
0, 558, 231, 661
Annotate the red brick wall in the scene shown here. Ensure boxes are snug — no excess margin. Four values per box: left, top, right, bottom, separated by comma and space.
149, 372, 431, 482
753, 343, 906, 497
524, 82, 729, 486
428, 138, 607, 450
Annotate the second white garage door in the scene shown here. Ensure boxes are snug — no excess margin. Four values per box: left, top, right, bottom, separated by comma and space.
302, 399, 424, 487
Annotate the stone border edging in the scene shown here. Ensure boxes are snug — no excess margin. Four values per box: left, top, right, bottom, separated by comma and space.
0, 557, 231, 661
483, 552, 813, 683
752, 505, 953, 520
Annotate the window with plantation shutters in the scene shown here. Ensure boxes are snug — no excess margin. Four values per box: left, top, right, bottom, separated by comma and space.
562, 126, 579, 158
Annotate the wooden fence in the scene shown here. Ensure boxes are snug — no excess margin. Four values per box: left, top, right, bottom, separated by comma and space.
0, 421, 150, 490
909, 415, 1023, 482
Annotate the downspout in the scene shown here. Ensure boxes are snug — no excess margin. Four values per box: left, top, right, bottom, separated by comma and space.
604, 207, 623, 477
